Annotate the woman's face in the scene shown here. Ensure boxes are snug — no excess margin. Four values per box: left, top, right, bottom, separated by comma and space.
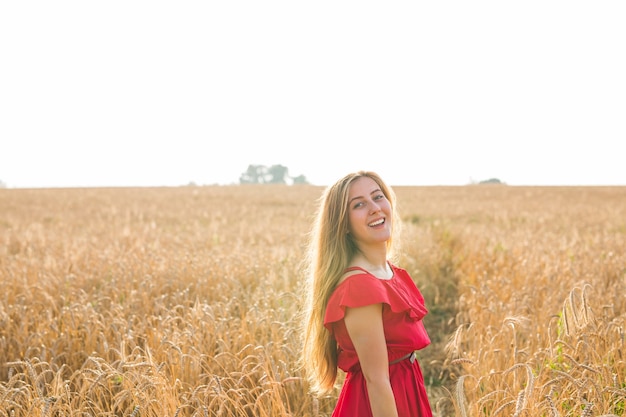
346, 176, 392, 246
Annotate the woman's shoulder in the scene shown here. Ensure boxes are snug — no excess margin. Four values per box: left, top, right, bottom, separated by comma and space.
330, 266, 394, 302
324, 270, 392, 325
336, 266, 377, 286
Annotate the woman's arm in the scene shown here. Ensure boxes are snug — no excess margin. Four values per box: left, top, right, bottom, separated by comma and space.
344, 303, 398, 417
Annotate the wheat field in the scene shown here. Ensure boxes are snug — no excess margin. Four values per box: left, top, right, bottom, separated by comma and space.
1, 185, 624, 416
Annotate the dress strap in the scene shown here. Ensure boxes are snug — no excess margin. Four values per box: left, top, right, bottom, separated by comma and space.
344, 263, 394, 280
343, 266, 370, 274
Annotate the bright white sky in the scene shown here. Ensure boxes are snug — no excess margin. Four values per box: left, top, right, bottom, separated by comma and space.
1, 1, 624, 188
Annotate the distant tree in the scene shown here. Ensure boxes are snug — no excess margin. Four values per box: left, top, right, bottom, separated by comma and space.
267, 164, 289, 184
239, 165, 309, 185
240, 165, 269, 184
292, 174, 309, 185
479, 178, 505, 185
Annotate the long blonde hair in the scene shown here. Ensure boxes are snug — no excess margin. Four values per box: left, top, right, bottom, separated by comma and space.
301, 171, 399, 394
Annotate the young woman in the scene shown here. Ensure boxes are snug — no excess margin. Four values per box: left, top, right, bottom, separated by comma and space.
302, 171, 432, 417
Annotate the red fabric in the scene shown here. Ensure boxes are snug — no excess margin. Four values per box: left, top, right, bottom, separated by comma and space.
324, 264, 433, 417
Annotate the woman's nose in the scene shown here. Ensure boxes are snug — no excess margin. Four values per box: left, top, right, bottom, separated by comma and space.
370, 201, 381, 213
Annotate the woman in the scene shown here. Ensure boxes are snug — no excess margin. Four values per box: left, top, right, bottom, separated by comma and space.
302, 171, 432, 417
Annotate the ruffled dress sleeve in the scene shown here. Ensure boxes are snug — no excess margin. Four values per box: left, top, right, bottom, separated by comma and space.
323, 265, 431, 372
324, 266, 428, 327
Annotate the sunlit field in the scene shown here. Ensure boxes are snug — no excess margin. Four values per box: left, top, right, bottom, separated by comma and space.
1, 185, 624, 416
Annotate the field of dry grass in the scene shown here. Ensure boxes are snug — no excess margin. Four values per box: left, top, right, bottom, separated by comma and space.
1, 184, 624, 416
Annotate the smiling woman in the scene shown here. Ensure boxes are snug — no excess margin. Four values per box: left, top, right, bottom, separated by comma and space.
301, 171, 433, 417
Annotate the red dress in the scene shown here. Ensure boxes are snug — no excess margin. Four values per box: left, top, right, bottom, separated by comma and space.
324, 264, 433, 417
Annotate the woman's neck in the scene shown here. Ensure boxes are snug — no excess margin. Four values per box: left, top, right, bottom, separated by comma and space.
351, 251, 392, 279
